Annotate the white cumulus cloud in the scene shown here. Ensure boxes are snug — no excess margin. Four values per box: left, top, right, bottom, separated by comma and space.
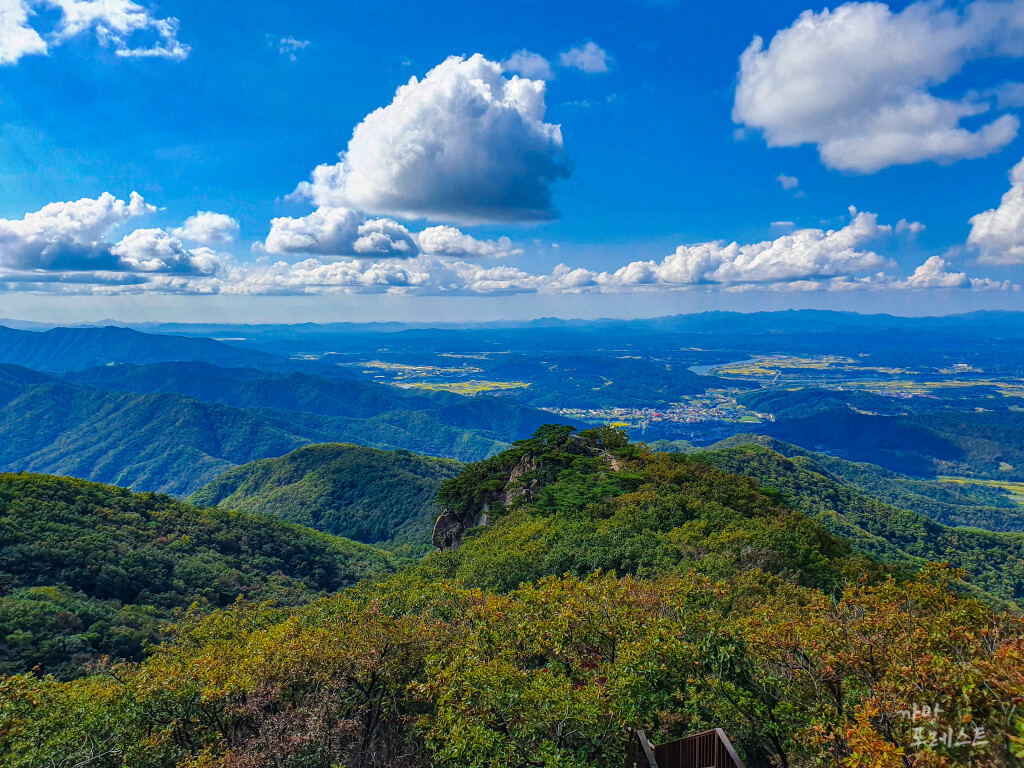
353, 218, 417, 256
295, 54, 571, 225
503, 49, 552, 79
263, 207, 417, 258
968, 155, 1024, 264
559, 41, 609, 73
262, 207, 522, 262
172, 211, 240, 244
734, 0, 1024, 172
110, 228, 224, 274
603, 208, 891, 287
416, 225, 521, 259
0, 191, 154, 270
220, 257, 434, 296
896, 254, 1013, 289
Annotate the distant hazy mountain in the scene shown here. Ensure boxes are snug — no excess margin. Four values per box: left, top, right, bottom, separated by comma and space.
0, 325, 280, 372
190, 443, 462, 553
132, 309, 1024, 338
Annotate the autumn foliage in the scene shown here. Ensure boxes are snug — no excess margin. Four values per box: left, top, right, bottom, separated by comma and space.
1, 428, 1022, 767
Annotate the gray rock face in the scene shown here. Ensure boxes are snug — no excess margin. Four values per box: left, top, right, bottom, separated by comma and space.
431, 508, 491, 550
430, 450, 544, 550
430, 434, 621, 551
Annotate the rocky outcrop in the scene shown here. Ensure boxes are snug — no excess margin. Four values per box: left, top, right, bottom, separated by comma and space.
431, 433, 622, 551
430, 453, 541, 551
431, 508, 490, 550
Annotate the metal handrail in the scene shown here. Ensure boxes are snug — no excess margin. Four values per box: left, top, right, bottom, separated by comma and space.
627, 727, 745, 768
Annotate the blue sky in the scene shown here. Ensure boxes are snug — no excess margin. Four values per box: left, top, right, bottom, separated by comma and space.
1, 0, 1023, 322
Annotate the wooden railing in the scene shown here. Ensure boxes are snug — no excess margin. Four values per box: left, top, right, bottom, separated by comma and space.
626, 728, 744, 768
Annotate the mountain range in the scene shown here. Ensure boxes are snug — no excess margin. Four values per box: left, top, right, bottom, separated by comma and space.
0, 361, 567, 495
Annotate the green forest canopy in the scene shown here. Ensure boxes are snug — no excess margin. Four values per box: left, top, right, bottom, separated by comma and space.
2, 426, 1023, 767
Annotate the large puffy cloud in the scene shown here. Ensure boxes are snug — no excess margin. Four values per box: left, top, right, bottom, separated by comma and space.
889, 255, 1012, 289
968, 155, 1024, 264
0, 0, 188, 63
734, 0, 1024, 172
261, 207, 522, 261
900, 255, 976, 288
415, 225, 521, 260
110, 229, 224, 274
0, 191, 154, 270
295, 54, 571, 225
0, 192, 229, 280
172, 211, 240, 244
262, 207, 417, 258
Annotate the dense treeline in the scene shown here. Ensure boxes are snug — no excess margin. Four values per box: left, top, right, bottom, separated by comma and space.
716, 435, 1024, 531
0, 473, 397, 678
431, 424, 879, 594
3, 427, 1024, 767
658, 434, 1024, 531
700, 444, 1024, 603
3, 567, 1020, 766
189, 443, 462, 553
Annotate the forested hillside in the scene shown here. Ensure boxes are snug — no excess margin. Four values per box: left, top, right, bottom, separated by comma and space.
698, 443, 1024, 602
0, 473, 397, 678
4, 427, 1021, 768
65, 361, 565, 442
739, 388, 1024, 480
190, 444, 461, 553
0, 366, 515, 494
712, 434, 1024, 530
426, 424, 879, 592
